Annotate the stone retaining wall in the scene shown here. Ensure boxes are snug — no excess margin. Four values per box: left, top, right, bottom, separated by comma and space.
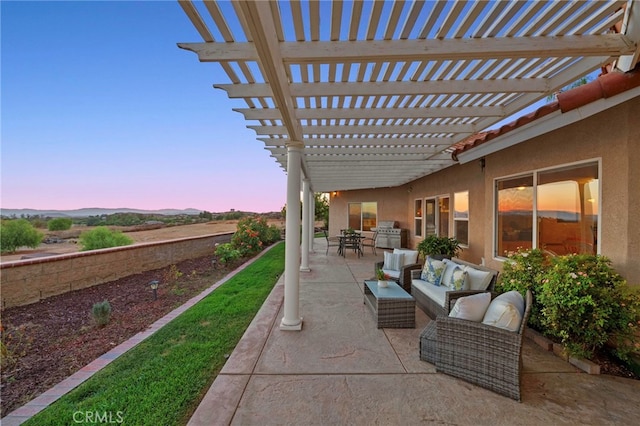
0, 233, 233, 309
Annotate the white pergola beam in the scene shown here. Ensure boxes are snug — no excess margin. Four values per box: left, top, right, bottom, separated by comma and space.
234, 105, 505, 120
249, 123, 475, 135
216, 79, 550, 98
178, 33, 636, 63
259, 136, 459, 147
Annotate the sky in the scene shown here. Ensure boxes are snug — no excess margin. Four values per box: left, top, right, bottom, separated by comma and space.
1, 0, 287, 213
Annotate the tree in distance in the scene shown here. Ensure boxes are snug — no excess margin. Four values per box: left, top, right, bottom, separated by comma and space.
0, 219, 44, 253
79, 226, 134, 251
47, 218, 73, 231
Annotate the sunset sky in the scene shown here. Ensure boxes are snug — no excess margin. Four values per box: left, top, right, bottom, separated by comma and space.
1, 1, 287, 213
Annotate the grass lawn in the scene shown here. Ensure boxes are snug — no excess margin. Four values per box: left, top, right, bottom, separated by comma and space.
25, 242, 285, 426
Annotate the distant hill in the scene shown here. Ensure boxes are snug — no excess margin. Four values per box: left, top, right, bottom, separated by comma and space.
0, 208, 203, 218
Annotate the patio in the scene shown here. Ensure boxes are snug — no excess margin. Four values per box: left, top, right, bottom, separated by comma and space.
188, 237, 640, 425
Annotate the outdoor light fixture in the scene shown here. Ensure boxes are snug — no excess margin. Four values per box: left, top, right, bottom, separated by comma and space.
149, 280, 159, 300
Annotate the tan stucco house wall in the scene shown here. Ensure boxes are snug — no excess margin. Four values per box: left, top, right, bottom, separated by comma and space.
328, 95, 640, 284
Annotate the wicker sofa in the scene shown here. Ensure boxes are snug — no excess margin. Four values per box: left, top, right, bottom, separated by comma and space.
420, 290, 533, 401
410, 258, 499, 319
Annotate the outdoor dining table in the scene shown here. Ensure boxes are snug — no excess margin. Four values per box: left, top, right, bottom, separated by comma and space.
337, 233, 364, 258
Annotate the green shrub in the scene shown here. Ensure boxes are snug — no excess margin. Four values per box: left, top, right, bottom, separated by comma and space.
231, 216, 269, 256
0, 219, 44, 253
79, 226, 133, 251
538, 254, 640, 361
215, 243, 241, 264
92, 301, 112, 327
47, 217, 73, 231
496, 248, 548, 330
416, 235, 461, 259
266, 225, 282, 243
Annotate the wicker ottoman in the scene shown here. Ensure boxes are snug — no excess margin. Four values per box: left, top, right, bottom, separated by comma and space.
419, 321, 438, 364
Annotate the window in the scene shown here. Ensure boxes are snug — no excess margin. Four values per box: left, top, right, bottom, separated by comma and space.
496, 175, 534, 255
439, 197, 450, 237
348, 202, 377, 231
414, 199, 423, 237
454, 191, 469, 246
495, 161, 599, 257
424, 197, 449, 237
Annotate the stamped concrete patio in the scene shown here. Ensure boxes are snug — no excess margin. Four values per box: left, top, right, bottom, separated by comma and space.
189, 238, 640, 425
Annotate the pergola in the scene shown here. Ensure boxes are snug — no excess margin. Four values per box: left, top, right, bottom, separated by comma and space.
177, 0, 639, 330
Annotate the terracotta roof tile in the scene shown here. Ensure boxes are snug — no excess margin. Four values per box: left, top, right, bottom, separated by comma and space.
452, 64, 640, 159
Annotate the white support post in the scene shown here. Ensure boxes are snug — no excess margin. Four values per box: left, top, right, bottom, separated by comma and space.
300, 178, 311, 272
281, 146, 303, 331
309, 191, 315, 253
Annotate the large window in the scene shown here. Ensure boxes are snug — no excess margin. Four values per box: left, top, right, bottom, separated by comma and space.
454, 191, 469, 246
348, 202, 377, 231
495, 161, 599, 257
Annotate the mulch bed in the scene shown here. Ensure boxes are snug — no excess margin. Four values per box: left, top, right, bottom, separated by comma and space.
0, 254, 247, 417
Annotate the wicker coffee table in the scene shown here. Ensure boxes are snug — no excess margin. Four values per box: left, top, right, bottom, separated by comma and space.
363, 280, 415, 328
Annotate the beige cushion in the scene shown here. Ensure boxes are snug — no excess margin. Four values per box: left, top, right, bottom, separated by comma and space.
393, 248, 418, 266
382, 269, 400, 279
464, 266, 494, 291
482, 291, 525, 332
449, 292, 492, 322
412, 279, 448, 308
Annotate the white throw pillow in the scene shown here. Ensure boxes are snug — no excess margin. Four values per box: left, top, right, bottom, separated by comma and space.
482, 291, 525, 332
383, 251, 404, 272
465, 267, 494, 291
393, 248, 418, 266
449, 292, 492, 322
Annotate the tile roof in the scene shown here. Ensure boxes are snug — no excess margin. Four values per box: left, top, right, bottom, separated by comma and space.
452, 63, 640, 160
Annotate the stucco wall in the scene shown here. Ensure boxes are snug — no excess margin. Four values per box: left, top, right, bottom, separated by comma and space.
328, 187, 409, 237
0, 233, 232, 309
330, 95, 639, 284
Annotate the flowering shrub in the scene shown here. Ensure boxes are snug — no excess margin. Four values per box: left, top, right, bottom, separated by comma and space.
231, 216, 280, 256
215, 243, 241, 264
496, 248, 548, 330
538, 254, 640, 360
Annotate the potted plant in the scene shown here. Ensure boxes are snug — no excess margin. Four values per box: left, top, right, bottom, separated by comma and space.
417, 235, 461, 260
376, 268, 388, 288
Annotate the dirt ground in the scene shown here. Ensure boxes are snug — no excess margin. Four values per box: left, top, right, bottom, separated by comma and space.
0, 220, 284, 263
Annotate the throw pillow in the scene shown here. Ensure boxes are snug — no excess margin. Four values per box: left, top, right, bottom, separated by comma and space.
449, 292, 492, 322
447, 266, 469, 290
482, 291, 525, 332
393, 248, 419, 266
440, 259, 457, 288
383, 251, 404, 272
420, 257, 445, 285
464, 267, 494, 291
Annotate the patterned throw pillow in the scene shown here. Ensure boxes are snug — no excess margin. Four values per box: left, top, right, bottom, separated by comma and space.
383, 251, 404, 271
447, 265, 469, 290
420, 257, 446, 286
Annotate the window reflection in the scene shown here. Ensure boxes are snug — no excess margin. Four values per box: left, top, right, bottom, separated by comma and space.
494, 162, 599, 257
538, 163, 598, 255
496, 176, 534, 256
